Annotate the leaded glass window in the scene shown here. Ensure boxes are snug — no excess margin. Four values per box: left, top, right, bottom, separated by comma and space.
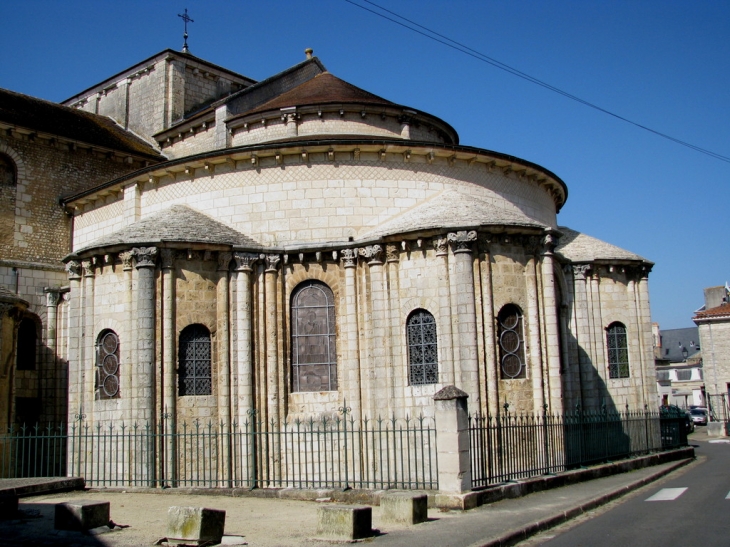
498, 304, 526, 379
179, 324, 212, 396
606, 322, 629, 379
407, 309, 438, 385
291, 281, 337, 392
96, 330, 120, 399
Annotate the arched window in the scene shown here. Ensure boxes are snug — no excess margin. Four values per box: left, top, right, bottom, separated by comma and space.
606, 322, 629, 379
0, 154, 16, 186
498, 304, 526, 379
16, 318, 37, 371
407, 309, 438, 385
96, 329, 120, 399
291, 281, 337, 392
179, 324, 212, 396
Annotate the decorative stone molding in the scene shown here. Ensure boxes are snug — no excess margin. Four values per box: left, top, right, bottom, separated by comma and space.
160, 249, 175, 270
119, 251, 134, 271
542, 232, 557, 254
447, 231, 477, 254
572, 264, 591, 280
217, 252, 233, 271
385, 244, 399, 263
478, 233, 493, 253
523, 235, 542, 256
81, 259, 95, 278
233, 252, 259, 272
358, 245, 383, 265
65, 260, 81, 280
133, 247, 158, 269
340, 248, 357, 269
264, 254, 281, 272
433, 237, 449, 257
45, 289, 60, 308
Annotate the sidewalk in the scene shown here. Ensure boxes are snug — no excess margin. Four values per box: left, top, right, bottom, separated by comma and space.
0, 450, 696, 547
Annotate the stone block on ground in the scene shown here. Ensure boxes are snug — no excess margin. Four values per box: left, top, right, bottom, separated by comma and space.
316, 504, 372, 540
707, 421, 726, 437
0, 493, 18, 519
167, 506, 226, 544
54, 500, 110, 531
381, 492, 428, 524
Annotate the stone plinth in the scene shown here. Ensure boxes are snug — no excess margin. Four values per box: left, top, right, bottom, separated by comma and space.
54, 500, 110, 531
381, 492, 428, 524
167, 506, 226, 544
316, 505, 372, 540
707, 421, 726, 437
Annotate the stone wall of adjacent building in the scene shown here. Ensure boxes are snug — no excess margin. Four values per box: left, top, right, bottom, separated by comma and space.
698, 321, 730, 396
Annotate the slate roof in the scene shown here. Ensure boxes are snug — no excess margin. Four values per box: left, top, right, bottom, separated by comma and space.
658, 327, 700, 363
77, 205, 260, 252
360, 189, 546, 239
0, 88, 163, 159
555, 226, 648, 263
244, 72, 396, 116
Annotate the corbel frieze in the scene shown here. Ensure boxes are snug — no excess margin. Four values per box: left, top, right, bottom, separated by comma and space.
217, 251, 233, 271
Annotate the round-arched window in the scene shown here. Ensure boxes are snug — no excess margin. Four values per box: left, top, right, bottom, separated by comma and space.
498, 304, 526, 379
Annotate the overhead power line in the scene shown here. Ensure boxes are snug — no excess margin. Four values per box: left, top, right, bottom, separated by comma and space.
344, 0, 730, 164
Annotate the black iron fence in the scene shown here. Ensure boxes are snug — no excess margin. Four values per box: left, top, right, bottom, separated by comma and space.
1, 412, 437, 490
469, 408, 684, 488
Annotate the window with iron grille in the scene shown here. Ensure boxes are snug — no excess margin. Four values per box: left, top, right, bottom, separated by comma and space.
179, 324, 212, 396
498, 304, 526, 379
407, 309, 438, 385
291, 281, 337, 392
96, 330, 120, 399
606, 322, 630, 379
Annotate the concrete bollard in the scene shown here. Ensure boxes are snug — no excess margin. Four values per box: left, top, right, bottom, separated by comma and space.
381, 492, 428, 525
54, 500, 110, 531
167, 506, 226, 544
316, 505, 372, 540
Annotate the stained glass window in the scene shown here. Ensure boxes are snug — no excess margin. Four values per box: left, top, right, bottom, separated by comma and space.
407, 309, 438, 385
498, 304, 526, 379
179, 324, 212, 396
606, 322, 629, 379
96, 330, 120, 399
291, 281, 337, 392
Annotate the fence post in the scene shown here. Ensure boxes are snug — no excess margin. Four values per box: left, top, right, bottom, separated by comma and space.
433, 386, 471, 493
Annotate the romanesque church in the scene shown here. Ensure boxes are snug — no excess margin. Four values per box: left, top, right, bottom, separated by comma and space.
0, 47, 658, 436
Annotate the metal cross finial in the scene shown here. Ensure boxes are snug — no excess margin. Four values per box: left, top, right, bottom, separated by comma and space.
178, 8, 194, 53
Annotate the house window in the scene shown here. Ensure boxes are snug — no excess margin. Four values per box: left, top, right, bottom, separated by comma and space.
96, 330, 120, 399
179, 324, 212, 396
606, 322, 629, 379
407, 309, 438, 385
498, 304, 526, 379
16, 318, 37, 371
291, 281, 337, 392
676, 370, 692, 381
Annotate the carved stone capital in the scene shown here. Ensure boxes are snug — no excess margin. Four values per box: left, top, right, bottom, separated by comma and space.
119, 251, 134, 271
385, 244, 399, 263
264, 254, 281, 272
65, 260, 81, 280
542, 232, 557, 255
358, 245, 383, 265
81, 259, 95, 278
572, 264, 591, 280
447, 230, 477, 253
133, 246, 158, 269
45, 289, 60, 307
524, 235, 542, 256
217, 251, 233, 271
433, 237, 449, 256
340, 248, 357, 269
160, 249, 175, 270
233, 252, 259, 272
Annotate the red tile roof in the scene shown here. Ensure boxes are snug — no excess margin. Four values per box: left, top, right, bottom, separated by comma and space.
694, 302, 730, 320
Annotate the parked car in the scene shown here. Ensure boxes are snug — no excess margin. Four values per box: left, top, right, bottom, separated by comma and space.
660, 405, 693, 435
690, 408, 708, 425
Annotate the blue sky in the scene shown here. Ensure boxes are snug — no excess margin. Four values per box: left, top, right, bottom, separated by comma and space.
1, 1, 727, 329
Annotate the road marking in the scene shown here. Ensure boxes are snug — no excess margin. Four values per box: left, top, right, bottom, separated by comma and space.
725, 491, 730, 499
645, 488, 687, 501
709, 440, 730, 444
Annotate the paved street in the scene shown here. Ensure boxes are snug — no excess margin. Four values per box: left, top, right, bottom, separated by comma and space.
521, 431, 730, 546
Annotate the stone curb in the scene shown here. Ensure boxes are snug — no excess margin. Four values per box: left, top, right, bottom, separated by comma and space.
0, 477, 85, 498
473, 455, 693, 547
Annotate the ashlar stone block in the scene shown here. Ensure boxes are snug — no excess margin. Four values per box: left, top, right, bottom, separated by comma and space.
54, 500, 110, 531
167, 506, 226, 544
316, 504, 372, 540
381, 492, 428, 524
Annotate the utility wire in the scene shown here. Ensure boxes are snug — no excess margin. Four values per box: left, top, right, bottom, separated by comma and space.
345, 0, 730, 164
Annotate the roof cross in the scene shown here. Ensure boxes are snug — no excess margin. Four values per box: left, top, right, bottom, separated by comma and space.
178, 8, 194, 53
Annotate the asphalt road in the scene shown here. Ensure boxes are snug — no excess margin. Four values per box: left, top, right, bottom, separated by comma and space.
522, 437, 730, 547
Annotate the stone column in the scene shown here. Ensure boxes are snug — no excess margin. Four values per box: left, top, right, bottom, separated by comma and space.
637, 267, 654, 406
385, 244, 403, 416
525, 244, 545, 411
216, 251, 232, 486
43, 289, 60, 422
234, 252, 258, 426
447, 231, 479, 403
119, 251, 134, 421
264, 254, 281, 481
160, 249, 176, 485
588, 270, 607, 394
572, 265, 593, 408
360, 245, 385, 416
540, 233, 563, 414
478, 237, 498, 417
433, 237, 454, 385
81, 259, 96, 419
433, 385, 471, 493
340, 249, 362, 418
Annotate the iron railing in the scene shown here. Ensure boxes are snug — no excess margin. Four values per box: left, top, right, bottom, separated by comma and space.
1, 412, 437, 490
469, 408, 683, 488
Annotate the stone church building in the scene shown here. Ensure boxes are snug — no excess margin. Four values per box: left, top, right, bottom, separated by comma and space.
0, 48, 657, 436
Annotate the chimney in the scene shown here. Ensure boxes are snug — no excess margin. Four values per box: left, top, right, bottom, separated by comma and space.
305, 48, 313, 60
704, 286, 726, 309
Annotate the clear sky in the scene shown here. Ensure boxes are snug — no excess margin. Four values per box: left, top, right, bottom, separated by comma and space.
1, 1, 727, 329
